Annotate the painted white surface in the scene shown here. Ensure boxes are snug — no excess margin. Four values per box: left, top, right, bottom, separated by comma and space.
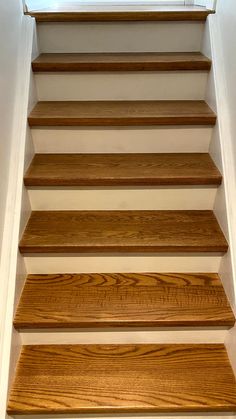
209, 0, 236, 375
24, 254, 222, 273
199, 5, 236, 377
26, 0, 187, 9
200, 21, 235, 314
195, 0, 216, 9
32, 126, 212, 154
38, 22, 204, 53
26, 0, 53, 9
0, 9, 36, 418
203, 15, 236, 308
0, 14, 33, 418
212, 0, 236, 267
226, 325, 236, 377
0, 0, 24, 252
28, 187, 217, 210
194, 0, 207, 6
35, 71, 208, 101
21, 327, 228, 345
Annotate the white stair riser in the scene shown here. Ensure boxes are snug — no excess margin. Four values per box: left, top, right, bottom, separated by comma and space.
38, 22, 204, 53
35, 72, 208, 101
24, 254, 221, 274
32, 126, 212, 154
28, 187, 217, 211
20, 328, 228, 346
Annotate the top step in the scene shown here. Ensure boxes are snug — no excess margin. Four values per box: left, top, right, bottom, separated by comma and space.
27, 5, 214, 22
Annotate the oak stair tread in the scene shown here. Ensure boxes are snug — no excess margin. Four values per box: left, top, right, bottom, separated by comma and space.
7, 343, 236, 415
28, 100, 216, 127
32, 52, 211, 72
19, 210, 228, 254
14, 273, 235, 329
24, 153, 222, 187
26, 6, 214, 22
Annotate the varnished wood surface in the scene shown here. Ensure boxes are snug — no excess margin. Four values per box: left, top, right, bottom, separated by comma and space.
19, 210, 228, 254
28, 101, 216, 127
32, 52, 211, 72
24, 153, 222, 187
26, 6, 214, 22
7, 344, 236, 415
14, 273, 235, 329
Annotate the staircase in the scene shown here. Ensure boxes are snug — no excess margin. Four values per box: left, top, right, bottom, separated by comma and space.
7, 5, 236, 417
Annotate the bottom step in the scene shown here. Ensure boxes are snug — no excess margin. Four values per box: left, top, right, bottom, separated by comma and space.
8, 344, 236, 415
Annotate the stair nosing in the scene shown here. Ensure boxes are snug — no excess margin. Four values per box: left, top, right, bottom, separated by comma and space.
14, 319, 235, 329
15, 271, 235, 330
24, 153, 222, 187
26, 9, 214, 22
32, 52, 212, 72
28, 100, 217, 127
19, 210, 229, 254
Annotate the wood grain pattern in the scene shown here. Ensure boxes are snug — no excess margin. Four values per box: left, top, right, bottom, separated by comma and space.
26, 6, 214, 22
32, 52, 211, 72
24, 153, 222, 187
19, 210, 228, 254
7, 344, 236, 415
14, 273, 235, 329
28, 101, 217, 127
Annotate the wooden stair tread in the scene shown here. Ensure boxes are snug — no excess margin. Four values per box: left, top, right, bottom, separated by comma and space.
19, 210, 228, 254
28, 100, 216, 126
7, 343, 236, 414
24, 153, 222, 187
26, 6, 214, 22
14, 273, 235, 329
32, 52, 211, 72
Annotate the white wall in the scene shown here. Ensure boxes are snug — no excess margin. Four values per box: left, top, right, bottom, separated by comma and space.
0, 3, 25, 416
0, 2, 35, 417
200, 1, 236, 377
0, 0, 24, 251
212, 0, 236, 376
210, 0, 236, 312
25, 0, 186, 10
215, 0, 236, 179
195, 0, 216, 8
